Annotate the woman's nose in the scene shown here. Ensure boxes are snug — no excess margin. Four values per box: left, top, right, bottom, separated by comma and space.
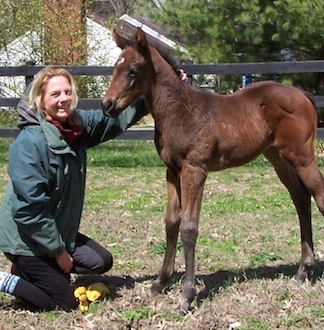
59, 93, 69, 103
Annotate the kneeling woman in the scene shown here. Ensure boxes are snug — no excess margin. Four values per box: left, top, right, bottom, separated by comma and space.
0, 67, 149, 310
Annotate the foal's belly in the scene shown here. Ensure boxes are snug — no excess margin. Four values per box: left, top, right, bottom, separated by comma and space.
156, 121, 272, 172
158, 140, 270, 174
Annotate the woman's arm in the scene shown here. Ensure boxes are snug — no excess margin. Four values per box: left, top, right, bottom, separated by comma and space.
78, 97, 148, 148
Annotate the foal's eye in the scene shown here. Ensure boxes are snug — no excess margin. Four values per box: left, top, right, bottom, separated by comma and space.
129, 68, 137, 78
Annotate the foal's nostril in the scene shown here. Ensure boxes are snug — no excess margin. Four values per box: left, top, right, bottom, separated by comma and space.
101, 99, 115, 116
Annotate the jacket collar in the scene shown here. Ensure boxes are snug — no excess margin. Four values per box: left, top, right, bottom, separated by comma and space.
37, 113, 77, 156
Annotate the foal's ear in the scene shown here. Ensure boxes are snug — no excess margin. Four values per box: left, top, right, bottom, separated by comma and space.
112, 29, 130, 50
135, 28, 150, 55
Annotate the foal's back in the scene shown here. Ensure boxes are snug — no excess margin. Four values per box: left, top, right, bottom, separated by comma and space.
158, 81, 316, 171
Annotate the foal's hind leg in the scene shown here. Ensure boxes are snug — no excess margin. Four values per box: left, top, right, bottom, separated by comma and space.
151, 167, 181, 295
263, 147, 315, 281
274, 122, 324, 217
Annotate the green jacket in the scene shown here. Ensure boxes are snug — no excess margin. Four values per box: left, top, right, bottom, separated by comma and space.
0, 98, 148, 258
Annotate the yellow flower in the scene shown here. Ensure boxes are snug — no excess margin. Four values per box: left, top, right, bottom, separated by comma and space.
86, 282, 109, 302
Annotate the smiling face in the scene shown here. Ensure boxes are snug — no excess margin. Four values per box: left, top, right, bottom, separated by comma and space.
42, 75, 73, 124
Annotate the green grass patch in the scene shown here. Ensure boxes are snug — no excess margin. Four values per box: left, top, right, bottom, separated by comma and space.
118, 306, 150, 321
249, 251, 283, 267
88, 140, 164, 168
242, 316, 270, 330
0, 110, 18, 128
148, 240, 183, 256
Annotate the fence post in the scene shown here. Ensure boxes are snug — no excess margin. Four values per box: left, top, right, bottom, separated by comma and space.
25, 61, 35, 91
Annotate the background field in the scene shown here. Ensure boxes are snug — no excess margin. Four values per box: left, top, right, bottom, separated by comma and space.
1, 139, 324, 329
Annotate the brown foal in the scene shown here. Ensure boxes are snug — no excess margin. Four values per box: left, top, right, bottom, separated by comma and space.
102, 28, 324, 314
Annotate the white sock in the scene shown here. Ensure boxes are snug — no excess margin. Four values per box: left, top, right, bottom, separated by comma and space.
0, 271, 20, 294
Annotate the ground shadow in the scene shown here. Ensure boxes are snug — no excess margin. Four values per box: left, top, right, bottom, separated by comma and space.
194, 261, 324, 306
131, 260, 324, 307
5, 261, 324, 311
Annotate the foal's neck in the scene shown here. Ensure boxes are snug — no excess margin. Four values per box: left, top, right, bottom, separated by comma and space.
147, 51, 187, 122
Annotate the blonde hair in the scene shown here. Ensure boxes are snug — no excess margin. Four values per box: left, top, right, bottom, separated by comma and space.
26, 67, 79, 125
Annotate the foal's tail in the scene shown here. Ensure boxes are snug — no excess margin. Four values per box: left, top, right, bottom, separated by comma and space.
302, 90, 319, 140
304, 91, 316, 108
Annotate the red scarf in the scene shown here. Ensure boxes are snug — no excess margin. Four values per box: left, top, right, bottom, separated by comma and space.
52, 120, 83, 145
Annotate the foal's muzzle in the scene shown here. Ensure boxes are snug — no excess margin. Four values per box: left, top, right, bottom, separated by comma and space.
101, 99, 121, 118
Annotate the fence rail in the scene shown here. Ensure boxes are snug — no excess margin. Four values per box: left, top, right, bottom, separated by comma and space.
2, 61, 324, 139
2, 60, 324, 108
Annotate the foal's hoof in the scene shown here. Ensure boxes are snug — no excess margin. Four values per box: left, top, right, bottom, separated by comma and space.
176, 300, 190, 315
295, 265, 314, 282
151, 281, 163, 295
294, 272, 307, 283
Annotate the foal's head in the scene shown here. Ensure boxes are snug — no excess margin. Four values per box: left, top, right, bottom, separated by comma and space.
101, 28, 155, 118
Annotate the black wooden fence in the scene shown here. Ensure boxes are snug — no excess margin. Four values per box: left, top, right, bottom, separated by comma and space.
2, 60, 324, 139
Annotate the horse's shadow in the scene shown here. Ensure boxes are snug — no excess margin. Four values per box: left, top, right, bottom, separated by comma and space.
79, 261, 324, 305
194, 261, 324, 306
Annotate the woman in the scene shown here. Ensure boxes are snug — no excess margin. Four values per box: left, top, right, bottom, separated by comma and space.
0, 66, 188, 311
0, 67, 168, 310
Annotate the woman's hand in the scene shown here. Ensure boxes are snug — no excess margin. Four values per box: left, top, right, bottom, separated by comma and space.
56, 250, 73, 273
178, 69, 189, 82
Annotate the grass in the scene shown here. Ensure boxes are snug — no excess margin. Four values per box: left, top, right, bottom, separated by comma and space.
0, 110, 18, 128
118, 306, 150, 322
1, 138, 324, 329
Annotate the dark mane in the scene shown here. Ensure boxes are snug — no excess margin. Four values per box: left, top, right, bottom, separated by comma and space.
146, 38, 182, 72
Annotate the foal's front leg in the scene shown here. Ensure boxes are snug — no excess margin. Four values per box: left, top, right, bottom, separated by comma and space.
178, 165, 207, 314
151, 167, 181, 295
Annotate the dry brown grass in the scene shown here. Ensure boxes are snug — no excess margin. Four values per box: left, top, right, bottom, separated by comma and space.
1, 142, 324, 329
